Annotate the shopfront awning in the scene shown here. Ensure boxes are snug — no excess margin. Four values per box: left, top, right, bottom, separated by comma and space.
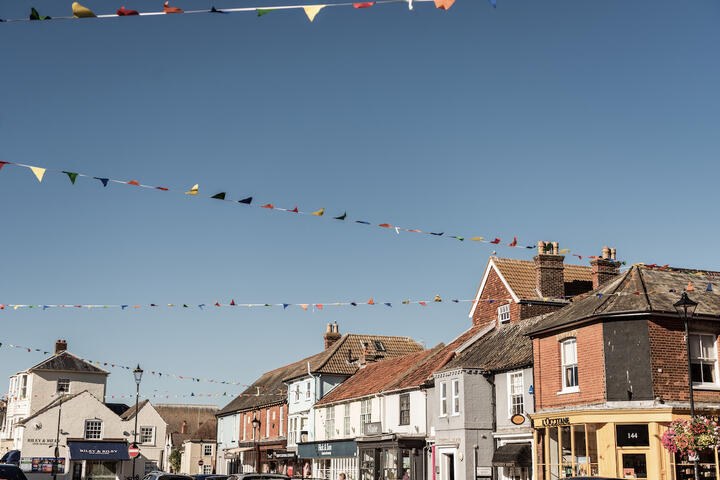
68, 441, 130, 460
491, 444, 531, 468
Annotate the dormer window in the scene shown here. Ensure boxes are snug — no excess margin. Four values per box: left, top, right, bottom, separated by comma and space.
497, 304, 510, 324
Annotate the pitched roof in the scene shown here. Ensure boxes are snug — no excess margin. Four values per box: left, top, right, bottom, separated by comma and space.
19, 392, 84, 425
286, 334, 423, 381
105, 403, 131, 416
26, 351, 108, 375
529, 265, 720, 335
120, 399, 150, 420
217, 352, 326, 415
180, 417, 217, 443
154, 404, 219, 446
440, 314, 548, 373
491, 257, 592, 300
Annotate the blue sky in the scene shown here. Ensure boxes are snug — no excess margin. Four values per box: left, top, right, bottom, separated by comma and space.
0, 0, 718, 404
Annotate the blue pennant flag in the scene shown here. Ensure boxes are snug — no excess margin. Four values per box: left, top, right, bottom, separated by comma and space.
94, 177, 109, 187
384, 303, 392, 307
121, 305, 128, 310
198, 304, 205, 309
283, 304, 290, 309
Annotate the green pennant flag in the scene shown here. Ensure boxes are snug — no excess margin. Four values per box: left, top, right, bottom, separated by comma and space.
334, 212, 347, 220
257, 8, 274, 16
30, 7, 51, 20
63, 171, 78, 185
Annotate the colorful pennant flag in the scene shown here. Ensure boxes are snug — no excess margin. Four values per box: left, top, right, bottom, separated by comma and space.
117, 6, 139, 15
433, 0, 454, 9
72, 2, 96, 17
312, 207, 325, 217
164, 1, 184, 13
29, 166, 46, 182
303, 5, 325, 21
257, 8, 274, 16
63, 171, 78, 184
185, 184, 199, 195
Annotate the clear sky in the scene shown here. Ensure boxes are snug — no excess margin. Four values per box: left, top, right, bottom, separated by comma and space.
0, 0, 718, 405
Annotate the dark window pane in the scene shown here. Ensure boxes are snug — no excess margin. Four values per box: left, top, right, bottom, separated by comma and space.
691, 363, 703, 383
702, 363, 715, 383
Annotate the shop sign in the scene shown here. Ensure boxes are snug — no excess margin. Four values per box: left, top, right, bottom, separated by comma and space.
20, 457, 66, 473
364, 422, 382, 436
476, 466, 492, 478
224, 453, 237, 459
25, 438, 56, 446
297, 440, 357, 459
510, 414, 525, 425
539, 417, 570, 427
616, 424, 649, 447
268, 450, 296, 459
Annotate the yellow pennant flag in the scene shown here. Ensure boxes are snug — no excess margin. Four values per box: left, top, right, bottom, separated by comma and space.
303, 5, 325, 21
559, 249, 570, 254
185, 184, 199, 195
29, 166, 46, 182
311, 207, 325, 216
470, 237, 484, 242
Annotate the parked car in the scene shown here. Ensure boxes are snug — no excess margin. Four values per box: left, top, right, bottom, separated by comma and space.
0, 451, 20, 466
228, 474, 290, 480
566, 477, 625, 479
142, 473, 194, 480
0, 464, 28, 480
193, 476, 229, 480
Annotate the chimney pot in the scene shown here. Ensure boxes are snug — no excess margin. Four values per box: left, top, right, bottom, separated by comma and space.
602, 246, 610, 260
552, 242, 559, 255
55, 340, 67, 354
591, 247, 620, 289
534, 241, 565, 298
323, 322, 341, 350
610, 248, 616, 261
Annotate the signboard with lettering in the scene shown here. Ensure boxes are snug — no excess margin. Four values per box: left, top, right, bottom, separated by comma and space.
20, 457, 66, 473
616, 425, 649, 447
363, 422, 382, 436
297, 440, 357, 459
539, 417, 570, 427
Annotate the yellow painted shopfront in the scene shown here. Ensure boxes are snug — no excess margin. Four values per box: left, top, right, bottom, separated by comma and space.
531, 409, 720, 480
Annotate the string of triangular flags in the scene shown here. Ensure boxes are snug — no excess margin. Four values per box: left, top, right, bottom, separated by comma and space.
0, 161, 612, 260
0, 341, 278, 388
1, 390, 284, 402
0, 0, 489, 24
0, 296, 476, 311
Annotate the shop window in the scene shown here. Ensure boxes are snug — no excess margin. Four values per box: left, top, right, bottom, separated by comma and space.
560, 338, 579, 392
439, 382, 448, 417
360, 450, 376, 480
382, 449, 398, 480
673, 449, 718, 479
621, 453, 647, 479
689, 333, 719, 386
401, 449, 412, 480
399, 394, 410, 426
508, 372, 524, 416
537, 423, 599, 478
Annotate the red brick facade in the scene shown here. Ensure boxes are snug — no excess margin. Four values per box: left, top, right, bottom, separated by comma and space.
471, 267, 518, 327
532, 322, 606, 410
239, 404, 287, 441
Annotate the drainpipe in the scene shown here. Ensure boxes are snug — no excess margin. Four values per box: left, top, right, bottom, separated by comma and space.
432, 445, 436, 480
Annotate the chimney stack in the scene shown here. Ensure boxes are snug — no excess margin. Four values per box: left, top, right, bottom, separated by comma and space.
590, 246, 620, 289
534, 241, 565, 298
55, 339, 67, 354
323, 322, 341, 351
181, 420, 188, 434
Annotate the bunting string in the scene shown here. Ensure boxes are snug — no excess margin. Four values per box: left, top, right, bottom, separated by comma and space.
0, 0, 474, 24
1, 390, 285, 402
0, 161, 610, 259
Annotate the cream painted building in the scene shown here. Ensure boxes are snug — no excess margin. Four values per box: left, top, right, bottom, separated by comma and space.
14, 391, 167, 480
179, 440, 216, 475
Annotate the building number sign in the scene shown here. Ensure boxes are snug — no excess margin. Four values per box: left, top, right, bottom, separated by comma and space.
616, 424, 649, 447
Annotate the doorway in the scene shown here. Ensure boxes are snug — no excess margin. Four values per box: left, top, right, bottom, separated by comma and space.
617, 452, 647, 479
442, 454, 454, 480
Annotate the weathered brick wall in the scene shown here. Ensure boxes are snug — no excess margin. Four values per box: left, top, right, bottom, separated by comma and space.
648, 318, 720, 404
533, 322, 606, 411
471, 267, 519, 327
239, 404, 286, 441
535, 254, 565, 298
520, 302, 563, 320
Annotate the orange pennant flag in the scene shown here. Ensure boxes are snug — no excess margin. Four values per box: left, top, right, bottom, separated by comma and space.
419, 301, 427, 306
367, 297, 375, 305
434, 0, 454, 9
300, 304, 309, 311
508, 237, 517, 247
316, 304, 323, 310
379, 223, 392, 228
687, 281, 695, 292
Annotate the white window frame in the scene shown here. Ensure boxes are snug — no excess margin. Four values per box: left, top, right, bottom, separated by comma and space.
266, 409, 270, 437
439, 382, 448, 417
279, 406, 284, 438
325, 407, 335, 440
451, 380, 460, 416
343, 404, 351, 437
497, 304, 510, 323
84, 419, 103, 440
140, 426, 155, 445
306, 381, 311, 399
203, 444, 213, 456
560, 338, 579, 393
399, 394, 410, 426
689, 333, 720, 387
360, 398, 372, 429
507, 371, 524, 417
57, 378, 70, 394
202, 465, 212, 474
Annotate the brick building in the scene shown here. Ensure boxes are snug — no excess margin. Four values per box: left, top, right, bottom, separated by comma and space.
529, 265, 720, 480
467, 242, 611, 329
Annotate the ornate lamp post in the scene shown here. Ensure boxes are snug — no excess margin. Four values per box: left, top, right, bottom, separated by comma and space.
132, 365, 144, 480
675, 292, 699, 480
252, 416, 261, 473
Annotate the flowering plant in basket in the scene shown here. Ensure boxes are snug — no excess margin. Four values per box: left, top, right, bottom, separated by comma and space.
662, 416, 720, 457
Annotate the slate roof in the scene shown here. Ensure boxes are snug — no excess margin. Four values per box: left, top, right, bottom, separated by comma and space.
26, 351, 108, 375
154, 404, 219, 447
529, 266, 720, 335
440, 314, 548, 373
491, 257, 593, 300
285, 334, 424, 381
105, 403, 131, 416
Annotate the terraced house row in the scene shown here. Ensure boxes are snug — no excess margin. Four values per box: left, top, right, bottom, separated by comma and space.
216, 243, 720, 480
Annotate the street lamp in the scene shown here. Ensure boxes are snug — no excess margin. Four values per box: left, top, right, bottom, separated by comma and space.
675, 292, 699, 480
52, 393, 65, 480
252, 416, 261, 473
132, 365, 144, 480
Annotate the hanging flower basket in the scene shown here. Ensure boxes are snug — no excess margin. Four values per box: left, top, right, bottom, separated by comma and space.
662, 416, 720, 457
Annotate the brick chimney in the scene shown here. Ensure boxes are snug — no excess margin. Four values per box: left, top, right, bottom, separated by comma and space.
55, 339, 67, 354
534, 241, 565, 298
590, 246, 620, 289
181, 420, 188, 434
323, 322, 341, 350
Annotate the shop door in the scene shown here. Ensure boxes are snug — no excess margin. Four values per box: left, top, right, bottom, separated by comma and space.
617, 452, 647, 479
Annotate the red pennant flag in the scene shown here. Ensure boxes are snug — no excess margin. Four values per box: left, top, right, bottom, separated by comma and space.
573, 254, 583, 260
164, 1, 184, 13
156, 187, 168, 191
0, 161, 6, 171
117, 6, 139, 15
379, 223, 392, 228
490, 238, 501, 244
215, 302, 221, 307
508, 237, 517, 247
659, 264, 669, 271
300, 304, 309, 311
419, 301, 427, 306
230, 299, 236, 306
316, 304, 323, 310
127, 180, 140, 186
261, 204, 274, 209
434, 0, 454, 9
290, 205, 299, 213
353, 2, 374, 7
367, 297, 375, 305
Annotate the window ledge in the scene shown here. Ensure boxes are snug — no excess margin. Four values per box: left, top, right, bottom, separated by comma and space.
439, 414, 448, 418
557, 388, 579, 395
451, 413, 461, 417
693, 384, 720, 391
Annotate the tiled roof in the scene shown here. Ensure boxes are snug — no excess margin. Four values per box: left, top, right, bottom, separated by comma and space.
27, 351, 108, 374
440, 315, 548, 373
154, 404, 218, 446
120, 399, 150, 420
491, 257, 592, 300
530, 266, 720, 335
315, 347, 444, 406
